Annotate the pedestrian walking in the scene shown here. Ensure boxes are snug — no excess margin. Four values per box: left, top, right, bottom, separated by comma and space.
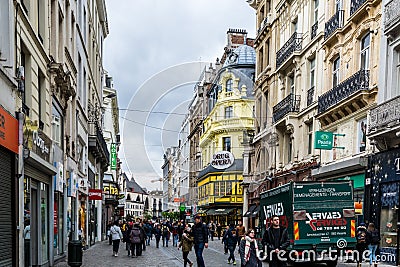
355, 222, 368, 267
179, 226, 194, 267
236, 222, 245, 247
261, 216, 289, 267
366, 222, 380, 267
154, 224, 162, 248
107, 221, 113, 245
191, 215, 208, 267
172, 222, 179, 247
208, 220, 216, 241
144, 221, 153, 246
222, 225, 229, 254
224, 223, 238, 265
123, 221, 133, 256
129, 222, 143, 257
139, 222, 146, 252
216, 223, 222, 240
110, 220, 123, 257
162, 223, 171, 247
239, 229, 262, 267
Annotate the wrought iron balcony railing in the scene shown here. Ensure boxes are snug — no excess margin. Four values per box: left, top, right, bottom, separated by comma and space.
257, 16, 269, 36
318, 69, 370, 114
276, 32, 302, 68
273, 93, 301, 122
307, 86, 315, 107
311, 22, 318, 40
350, 0, 367, 16
369, 95, 400, 133
324, 10, 344, 40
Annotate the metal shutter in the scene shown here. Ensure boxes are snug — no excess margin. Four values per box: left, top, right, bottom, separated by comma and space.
0, 147, 13, 266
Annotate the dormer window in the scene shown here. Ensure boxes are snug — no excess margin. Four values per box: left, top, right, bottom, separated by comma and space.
226, 79, 233, 92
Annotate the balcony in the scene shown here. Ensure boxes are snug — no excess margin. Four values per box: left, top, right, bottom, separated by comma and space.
350, 0, 367, 16
307, 86, 315, 107
276, 32, 302, 69
88, 123, 110, 170
317, 70, 375, 126
384, 0, 400, 33
368, 96, 400, 139
273, 93, 301, 122
255, 14, 273, 45
311, 22, 318, 40
324, 10, 344, 41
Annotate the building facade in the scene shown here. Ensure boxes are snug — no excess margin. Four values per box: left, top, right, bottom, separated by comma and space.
366, 0, 400, 263
197, 29, 256, 226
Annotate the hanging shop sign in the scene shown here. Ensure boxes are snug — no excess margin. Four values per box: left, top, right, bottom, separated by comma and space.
53, 162, 64, 192
103, 184, 119, 195
211, 151, 235, 169
314, 131, 333, 150
88, 189, 102, 200
110, 143, 117, 170
67, 171, 78, 198
0, 106, 18, 154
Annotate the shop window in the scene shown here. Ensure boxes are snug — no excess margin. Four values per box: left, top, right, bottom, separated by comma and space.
380, 183, 399, 254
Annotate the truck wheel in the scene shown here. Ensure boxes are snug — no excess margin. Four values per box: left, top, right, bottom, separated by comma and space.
326, 260, 337, 267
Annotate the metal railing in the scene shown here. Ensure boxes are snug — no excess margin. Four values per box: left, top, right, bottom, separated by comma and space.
95, 124, 110, 163
350, 0, 367, 16
276, 32, 302, 68
273, 93, 301, 122
324, 10, 344, 40
311, 22, 318, 40
307, 86, 315, 107
318, 69, 370, 114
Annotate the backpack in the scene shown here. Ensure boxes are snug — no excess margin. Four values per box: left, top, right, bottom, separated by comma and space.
356, 230, 366, 244
162, 226, 169, 236
130, 228, 141, 243
371, 230, 380, 244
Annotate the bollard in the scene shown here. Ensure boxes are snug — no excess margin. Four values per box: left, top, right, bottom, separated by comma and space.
67, 240, 82, 267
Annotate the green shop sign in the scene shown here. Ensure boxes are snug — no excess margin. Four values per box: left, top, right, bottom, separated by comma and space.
110, 143, 117, 170
314, 131, 333, 150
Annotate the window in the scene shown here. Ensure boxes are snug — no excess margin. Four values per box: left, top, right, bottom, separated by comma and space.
292, 19, 298, 33
214, 182, 220, 196
38, 0, 45, 43
226, 182, 232, 195
287, 135, 293, 163
332, 57, 340, 87
288, 75, 295, 95
52, 104, 63, 148
266, 39, 270, 67
258, 47, 264, 75
220, 182, 226, 196
310, 58, 316, 88
307, 122, 313, 155
314, 0, 319, 23
226, 79, 233, 92
360, 33, 370, 70
335, 0, 342, 12
38, 70, 45, 125
223, 137, 231, 152
225, 106, 233, 119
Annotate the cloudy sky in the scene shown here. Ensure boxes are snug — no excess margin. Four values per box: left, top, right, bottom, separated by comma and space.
104, 0, 256, 190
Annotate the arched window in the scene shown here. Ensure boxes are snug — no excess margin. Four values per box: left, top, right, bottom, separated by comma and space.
226, 79, 233, 92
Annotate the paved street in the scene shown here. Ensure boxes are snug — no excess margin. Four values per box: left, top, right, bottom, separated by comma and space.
54, 238, 395, 267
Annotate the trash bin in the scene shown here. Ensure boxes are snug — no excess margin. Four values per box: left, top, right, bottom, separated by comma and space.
68, 240, 82, 267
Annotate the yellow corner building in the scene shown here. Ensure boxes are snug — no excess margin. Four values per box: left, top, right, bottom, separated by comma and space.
197, 43, 255, 226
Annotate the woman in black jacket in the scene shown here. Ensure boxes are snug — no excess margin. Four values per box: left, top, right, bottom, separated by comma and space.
239, 229, 262, 267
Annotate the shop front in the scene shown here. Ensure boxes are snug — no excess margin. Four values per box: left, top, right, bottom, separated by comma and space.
0, 106, 18, 266
367, 148, 400, 265
24, 117, 57, 266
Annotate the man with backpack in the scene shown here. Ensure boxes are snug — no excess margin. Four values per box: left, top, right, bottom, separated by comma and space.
162, 222, 171, 247
355, 222, 367, 267
366, 223, 380, 267
129, 222, 142, 257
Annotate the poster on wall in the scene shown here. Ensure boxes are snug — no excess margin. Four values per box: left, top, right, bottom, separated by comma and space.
358, 118, 367, 152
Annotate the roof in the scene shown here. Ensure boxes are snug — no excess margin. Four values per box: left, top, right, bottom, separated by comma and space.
223, 45, 256, 67
126, 178, 148, 195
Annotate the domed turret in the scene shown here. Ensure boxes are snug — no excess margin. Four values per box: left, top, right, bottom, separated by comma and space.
223, 45, 256, 67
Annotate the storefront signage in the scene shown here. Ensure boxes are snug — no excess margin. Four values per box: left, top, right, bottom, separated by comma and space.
110, 143, 117, 170
103, 184, 119, 195
67, 171, 77, 198
174, 197, 185, 202
89, 189, 102, 200
24, 117, 51, 162
211, 151, 234, 169
53, 162, 64, 192
314, 131, 333, 150
0, 106, 18, 154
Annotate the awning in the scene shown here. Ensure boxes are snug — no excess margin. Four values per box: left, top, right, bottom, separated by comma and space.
243, 205, 257, 217
206, 208, 235, 216
250, 205, 260, 218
